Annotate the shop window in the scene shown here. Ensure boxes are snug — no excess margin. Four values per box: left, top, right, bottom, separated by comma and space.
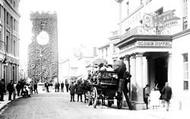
183, 53, 189, 90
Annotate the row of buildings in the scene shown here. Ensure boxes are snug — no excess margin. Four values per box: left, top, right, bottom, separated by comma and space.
97, 0, 190, 110
0, 0, 20, 88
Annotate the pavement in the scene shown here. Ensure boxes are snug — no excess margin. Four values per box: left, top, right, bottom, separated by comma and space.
0, 93, 22, 113
0, 92, 189, 119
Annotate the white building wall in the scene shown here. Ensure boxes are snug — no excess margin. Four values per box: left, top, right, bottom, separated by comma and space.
119, 0, 184, 36
115, 0, 190, 110
172, 33, 190, 110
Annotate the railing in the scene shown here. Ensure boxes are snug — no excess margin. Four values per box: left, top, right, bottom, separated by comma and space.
120, 26, 156, 40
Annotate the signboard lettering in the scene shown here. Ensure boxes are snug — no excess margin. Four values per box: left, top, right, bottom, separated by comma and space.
137, 41, 172, 48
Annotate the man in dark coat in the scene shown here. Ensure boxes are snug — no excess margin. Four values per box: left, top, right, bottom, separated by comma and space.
76, 80, 83, 102
34, 82, 38, 94
61, 82, 64, 92
114, 58, 133, 110
16, 81, 21, 96
69, 82, 76, 102
57, 82, 60, 92
7, 80, 14, 100
45, 81, 49, 92
0, 79, 5, 101
65, 79, 69, 92
143, 84, 150, 109
161, 82, 172, 111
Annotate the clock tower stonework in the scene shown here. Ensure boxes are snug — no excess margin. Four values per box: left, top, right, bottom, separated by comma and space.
28, 12, 58, 83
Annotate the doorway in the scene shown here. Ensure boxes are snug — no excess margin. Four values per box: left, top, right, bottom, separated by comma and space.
154, 57, 168, 90
147, 52, 168, 91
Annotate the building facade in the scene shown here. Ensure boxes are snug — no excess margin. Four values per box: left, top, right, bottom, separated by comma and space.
0, 0, 20, 88
112, 0, 190, 110
28, 12, 58, 83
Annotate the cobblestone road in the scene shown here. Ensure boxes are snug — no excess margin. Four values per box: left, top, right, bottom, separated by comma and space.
0, 92, 185, 119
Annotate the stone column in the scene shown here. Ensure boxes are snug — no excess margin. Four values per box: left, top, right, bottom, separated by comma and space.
130, 55, 136, 101
142, 57, 148, 87
167, 53, 172, 87
134, 53, 147, 110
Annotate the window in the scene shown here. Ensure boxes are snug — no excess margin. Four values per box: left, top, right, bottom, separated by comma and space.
13, 40, 16, 56
183, 17, 188, 30
183, 53, 189, 90
13, 1, 16, 8
6, 36, 9, 52
7, 12, 9, 25
10, 16, 13, 29
0, 31, 1, 41
105, 48, 108, 57
0, 5, 1, 18
183, 0, 188, 30
13, 19, 16, 30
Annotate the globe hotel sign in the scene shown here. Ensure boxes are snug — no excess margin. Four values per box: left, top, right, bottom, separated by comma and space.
136, 41, 172, 48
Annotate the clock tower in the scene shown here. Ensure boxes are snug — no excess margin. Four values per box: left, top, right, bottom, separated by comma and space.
28, 12, 58, 83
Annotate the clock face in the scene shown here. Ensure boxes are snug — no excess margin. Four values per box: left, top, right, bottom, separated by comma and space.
37, 31, 49, 45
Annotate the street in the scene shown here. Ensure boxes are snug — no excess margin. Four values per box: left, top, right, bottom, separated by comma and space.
0, 92, 185, 119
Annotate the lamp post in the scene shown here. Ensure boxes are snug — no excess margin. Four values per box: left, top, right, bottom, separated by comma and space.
37, 30, 49, 83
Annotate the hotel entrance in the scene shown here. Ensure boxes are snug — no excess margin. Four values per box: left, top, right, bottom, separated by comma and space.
146, 52, 169, 91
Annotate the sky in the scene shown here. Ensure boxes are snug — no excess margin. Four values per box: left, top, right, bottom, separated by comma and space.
19, 0, 119, 69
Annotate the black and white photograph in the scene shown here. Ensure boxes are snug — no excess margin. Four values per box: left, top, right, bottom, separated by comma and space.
0, 0, 189, 119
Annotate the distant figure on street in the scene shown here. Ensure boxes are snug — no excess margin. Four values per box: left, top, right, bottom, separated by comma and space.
16, 81, 21, 96
55, 82, 57, 92
7, 80, 14, 100
65, 79, 69, 92
143, 84, 150, 109
76, 80, 83, 102
161, 82, 172, 111
69, 82, 76, 102
34, 82, 38, 94
57, 82, 60, 92
0, 79, 5, 101
61, 82, 64, 92
45, 81, 49, 92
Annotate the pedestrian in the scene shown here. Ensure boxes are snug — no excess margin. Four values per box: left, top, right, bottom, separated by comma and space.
76, 80, 83, 102
45, 81, 49, 92
13, 82, 17, 100
69, 82, 76, 102
16, 81, 21, 96
34, 81, 38, 94
54, 82, 57, 92
61, 81, 64, 92
161, 82, 172, 111
57, 82, 60, 92
143, 84, 150, 109
0, 79, 5, 101
65, 79, 69, 92
7, 80, 14, 100
114, 58, 133, 110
